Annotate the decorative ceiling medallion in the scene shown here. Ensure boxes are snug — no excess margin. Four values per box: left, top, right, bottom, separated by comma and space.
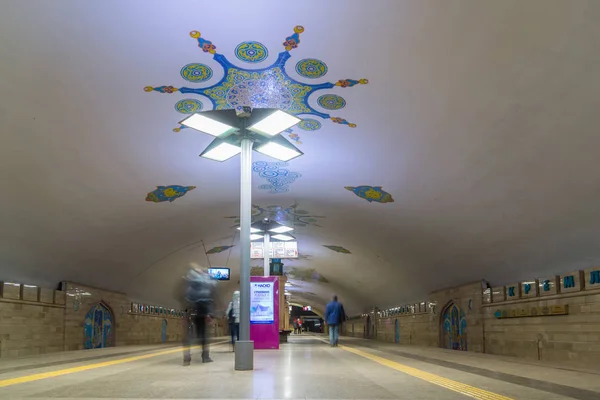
317, 94, 346, 110
145, 26, 368, 133
288, 133, 302, 145
297, 119, 322, 131
145, 185, 196, 203
288, 267, 328, 283
206, 245, 234, 255
345, 186, 394, 203
323, 245, 351, 254
235, 41, 269, 63
225, 204, 325, 228
252, 161, 301, 194
180, 63, 213, 82
175, 99, 203, 114
295, 58, 328, 79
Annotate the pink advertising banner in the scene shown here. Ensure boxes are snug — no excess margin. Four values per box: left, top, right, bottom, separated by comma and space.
249, 276, 279, 350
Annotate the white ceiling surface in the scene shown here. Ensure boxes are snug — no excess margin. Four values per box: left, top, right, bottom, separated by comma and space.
2, 0, 600, 314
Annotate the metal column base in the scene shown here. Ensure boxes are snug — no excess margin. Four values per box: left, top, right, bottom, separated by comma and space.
234, 340, 254, 371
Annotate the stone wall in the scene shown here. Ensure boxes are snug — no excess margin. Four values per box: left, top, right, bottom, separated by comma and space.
62, 282, 187, 351
344, 266, 600, 369
483, 267, 600, 368
0, 280, 191, 359
368, 281, 486, 351
0, 283, 66, 358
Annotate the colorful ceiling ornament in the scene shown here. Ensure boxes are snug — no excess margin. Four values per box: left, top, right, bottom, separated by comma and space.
145, 185, 196, 203
252, 161, 301, 194
323, 245, 351, 254
345, 186, 395, 203
206, 245, 234, 255
235, 41, 269, 63
226, 203, 325, 228
287, 267, 329, 283
144, 26, 367, 133
287, 133, 302, 145
297, 119, 322, 131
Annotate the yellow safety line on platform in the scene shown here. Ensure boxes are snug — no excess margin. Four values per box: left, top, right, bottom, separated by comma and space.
336, 342, 514, 400
0, 341, 227, 388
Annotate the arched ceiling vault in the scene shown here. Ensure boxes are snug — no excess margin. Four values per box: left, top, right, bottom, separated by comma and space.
3, 0, 600, 316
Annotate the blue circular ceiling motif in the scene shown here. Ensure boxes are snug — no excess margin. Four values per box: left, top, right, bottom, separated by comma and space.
298, 119, 322, 131
295, 58, 328, 79
235, 41, 268, 63
180, 63, 213, 82
175, 99, 203, 114
317, 94, 346, 110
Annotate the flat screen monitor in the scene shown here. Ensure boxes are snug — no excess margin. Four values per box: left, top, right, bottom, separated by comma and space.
207, 268, 230, 281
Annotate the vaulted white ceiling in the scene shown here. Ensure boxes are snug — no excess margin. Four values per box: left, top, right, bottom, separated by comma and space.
2, 0, 600, 315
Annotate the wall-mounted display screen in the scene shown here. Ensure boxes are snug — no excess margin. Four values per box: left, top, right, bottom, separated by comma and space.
207, 268, 230, 281
251, 241, 298, 259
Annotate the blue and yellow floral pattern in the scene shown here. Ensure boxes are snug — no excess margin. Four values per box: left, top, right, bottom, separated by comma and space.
175, 99, 203, 114
145, 26, 367, 130
318, 94, 346, 110
298, 119, 322, 131
235, 41, 268, 63
180, 63, 213, 83
295, 59, 328, 79
345, 186, 394, 203
206, 245, 234, 254
145, 185, 196, 203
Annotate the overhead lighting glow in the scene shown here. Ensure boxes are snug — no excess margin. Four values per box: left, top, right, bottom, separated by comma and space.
200, 142, 241, 162
181, 113, 238, 137
250, 234, 264, 241
237, 226, 263, 233
255, 141, 302, 162
248, 110, 301, 137
269, 225, 294, 234
272, 234, 294, 241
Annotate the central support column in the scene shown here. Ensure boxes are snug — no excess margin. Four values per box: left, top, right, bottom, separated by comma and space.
263, 232, 270, 277
235, 137, 254, 371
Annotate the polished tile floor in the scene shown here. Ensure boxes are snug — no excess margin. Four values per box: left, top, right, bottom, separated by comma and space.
0, 335, 598, 399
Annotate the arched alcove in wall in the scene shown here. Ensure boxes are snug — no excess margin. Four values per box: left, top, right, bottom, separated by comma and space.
440, 301, 467, 351
84, 302, 115, 349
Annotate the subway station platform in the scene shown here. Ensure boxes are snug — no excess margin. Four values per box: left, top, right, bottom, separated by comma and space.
1, 335, 599, 400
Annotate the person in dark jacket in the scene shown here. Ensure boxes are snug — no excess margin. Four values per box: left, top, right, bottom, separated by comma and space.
176, 267, 216, 365
324, 295, 346, 347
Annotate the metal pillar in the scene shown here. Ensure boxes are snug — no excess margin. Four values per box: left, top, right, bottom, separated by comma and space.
263, 232, 270, 277
235, 137, 254, 371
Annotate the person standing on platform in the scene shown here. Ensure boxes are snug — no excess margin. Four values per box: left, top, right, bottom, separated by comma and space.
226, 290, 240, 351
176, 267, 216, 365
325, 295, 346, 347
293, 319, 299, 334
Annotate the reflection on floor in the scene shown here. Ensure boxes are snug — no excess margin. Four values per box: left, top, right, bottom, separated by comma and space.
0, 334, 598, 399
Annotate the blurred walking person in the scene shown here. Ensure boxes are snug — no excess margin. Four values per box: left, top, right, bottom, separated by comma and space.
325, 295, 346, 347
175, 267, 216, 365
225, 290, 240, 351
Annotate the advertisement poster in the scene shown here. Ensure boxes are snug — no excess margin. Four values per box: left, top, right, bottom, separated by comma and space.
250, 241, 298, 259
250, 281, 274, 324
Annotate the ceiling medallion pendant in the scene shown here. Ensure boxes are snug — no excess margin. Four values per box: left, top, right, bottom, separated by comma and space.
345, 186, 394, 204
144, 26, 368, 133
